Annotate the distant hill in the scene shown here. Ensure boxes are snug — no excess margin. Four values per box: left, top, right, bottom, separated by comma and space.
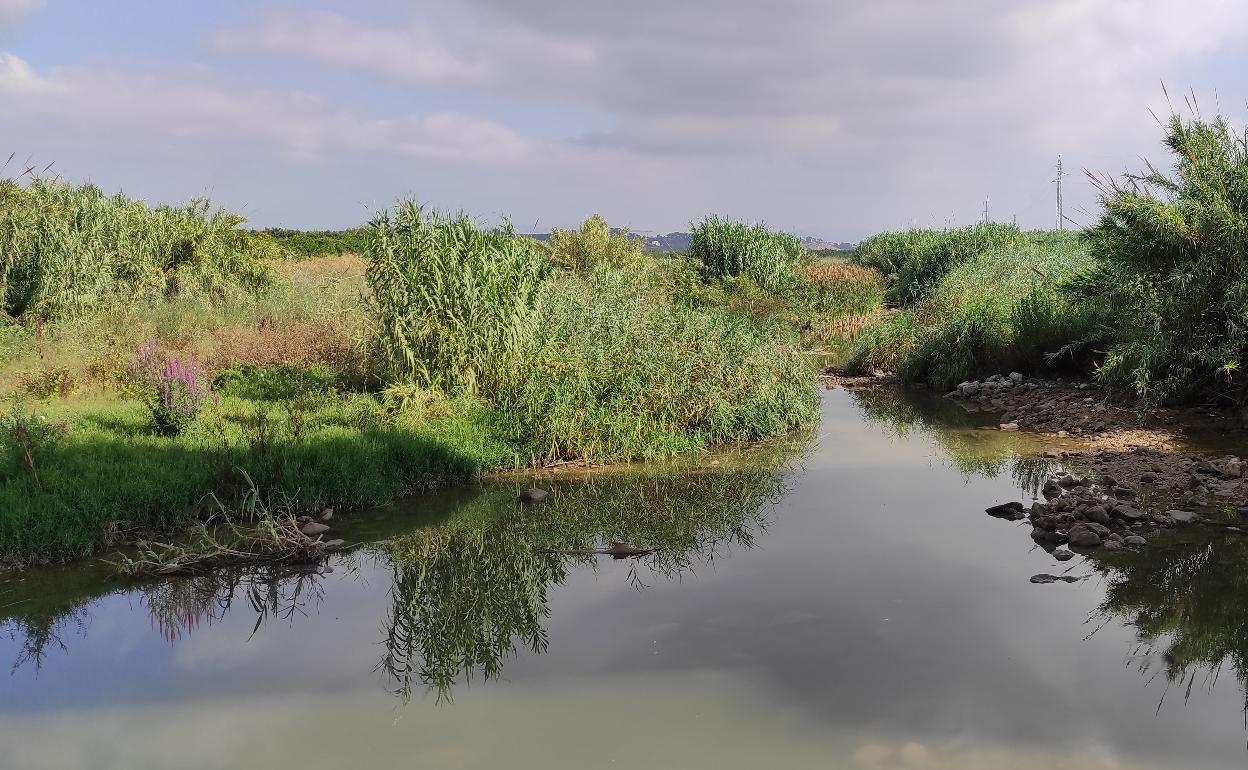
526, 230, 854, 254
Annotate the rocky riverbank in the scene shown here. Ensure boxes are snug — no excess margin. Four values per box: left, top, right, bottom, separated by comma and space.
946, 372, 1239, 449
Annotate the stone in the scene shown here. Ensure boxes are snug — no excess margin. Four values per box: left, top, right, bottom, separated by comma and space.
1139, 472, 1158, 484
986, 502, 1027, 520
1167, 510, 1197, 525
1009, 372, 1024, 383
1053, 548, 1074, 561
1099, 475, 1118, 489
1042, 480, 1062, 498
1225, 459, 1245, 479
301, 522, 331, 536
318, 507, 334, 522
1102, 540, 1124, 551
1086, 506, 1111, 524
999, 422, 1020, 432
519, 487, 549, 504
322, 538, 345, 548
1044, 449, 1064, 459
1067, 526, 1102, 548
1031, 573, 1080, 584
1124, 535, 1147, 546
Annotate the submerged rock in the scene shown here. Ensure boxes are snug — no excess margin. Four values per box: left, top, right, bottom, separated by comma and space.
1031, 573, 1081, 584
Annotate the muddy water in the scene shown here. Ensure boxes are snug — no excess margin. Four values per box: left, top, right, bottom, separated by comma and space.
4, 388, 1248, 769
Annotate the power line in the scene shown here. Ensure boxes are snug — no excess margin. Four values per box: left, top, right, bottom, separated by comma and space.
1054, 154, 1064, 230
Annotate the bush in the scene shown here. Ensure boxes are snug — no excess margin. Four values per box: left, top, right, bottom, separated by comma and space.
854, 223, 1029, 306
849, 232, 1107, 389
544, 214, 649, 273
0, 178, 279, 321
689, 216, 809, 292
1076, 113, 1248, 405
503, 266, 817, 462
365, 203, 552, 397
256, 227, 370, 259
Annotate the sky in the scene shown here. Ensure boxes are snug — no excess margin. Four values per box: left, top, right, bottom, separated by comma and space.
2, 0, 1247, 239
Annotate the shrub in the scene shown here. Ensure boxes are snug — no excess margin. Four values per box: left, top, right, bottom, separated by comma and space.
255, 227, 370, 259
854, 223, 1028, 306
849, 233, 1107, 389
1076, 113, 1248, 405
0, 178, 279, 321
503, 267, 817, 463
365, 203, 552, 397
133, 342, 214, 436
689, 216, 809, 292
544, 214, 649, 273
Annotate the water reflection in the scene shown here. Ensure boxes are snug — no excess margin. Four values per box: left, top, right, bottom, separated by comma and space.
849, 385, 1248, 717
1, 442, 797, 702
1092, 532, 1248, 713
378, 455, 791, 701
848, 386, 1057, 494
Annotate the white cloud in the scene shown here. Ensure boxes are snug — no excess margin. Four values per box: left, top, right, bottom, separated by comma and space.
0, 0, 40, 32
0, 50, 60, 95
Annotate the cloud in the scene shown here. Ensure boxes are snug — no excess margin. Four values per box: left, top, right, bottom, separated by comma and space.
0, 0, 40, 33
5, 0, 1248, 235
0, 52, 533, 165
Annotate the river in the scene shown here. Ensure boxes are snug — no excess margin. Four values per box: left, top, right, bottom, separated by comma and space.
3, 387, 1248, 769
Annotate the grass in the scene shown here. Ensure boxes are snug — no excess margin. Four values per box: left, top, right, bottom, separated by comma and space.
0, 198, 834, 565
0, 391, 517, 562
1, 178, 280, 321
689, 215, 810, 293
847, 229, 1107, 389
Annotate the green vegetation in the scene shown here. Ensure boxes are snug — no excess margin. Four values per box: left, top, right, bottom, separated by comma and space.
848, 230, 1106, 389
1076, 113, 1248, 405
256, 227, 370, 258
846, 111, 1248, 404
690, 215, 810, 292
1, 179, 279, 321
0, 181, 840, 564
367, 203, 817, 465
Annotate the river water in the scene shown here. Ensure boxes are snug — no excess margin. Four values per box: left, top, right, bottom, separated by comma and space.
4, 388, 1248, 769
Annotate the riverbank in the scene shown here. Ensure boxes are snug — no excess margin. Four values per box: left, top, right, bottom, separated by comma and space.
826, 369, 1248, 557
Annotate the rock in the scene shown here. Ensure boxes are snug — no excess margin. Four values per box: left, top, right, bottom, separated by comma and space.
1067, 526, 1103, 548
1124, 535, 1147, 546
1103, 540, 1124, 551
986, 502, 1027, 520
1009, 372, 1024, 384
1225, 459, 1244, 479
1044, 449, 1064, 459
297, 515, 313, 524
1099, 475, 1118, 489
1139, 472, 1158, 484
519, 487, 549, 504
960, 381, 981, 395
1053, 548, 1074, 561
1086, 506, 1110, 524
1042, 480, 1062, 498
301, 522, 331, 536
999, 422, 1020, 432
1031, 573, 1081, 584
1166, 510, 1197, 525
322, 538, 345, 548
318, 507, 334, 522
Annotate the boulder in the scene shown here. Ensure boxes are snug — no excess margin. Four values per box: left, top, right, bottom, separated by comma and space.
301, 522, 331, 536
1067, 526, 1102, 548
520, 487, 549, 504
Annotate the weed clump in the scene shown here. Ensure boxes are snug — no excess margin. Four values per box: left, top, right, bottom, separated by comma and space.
1076, 113, 1248, 405
690, 216, 809, 292
0, 178, 279, 321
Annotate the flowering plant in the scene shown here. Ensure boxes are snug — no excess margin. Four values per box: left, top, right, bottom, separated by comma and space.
133, 341, 214, 436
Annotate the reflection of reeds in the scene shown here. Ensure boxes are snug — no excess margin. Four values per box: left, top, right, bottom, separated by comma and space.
376, 445, 800, 702
1092, 535, 1248, 712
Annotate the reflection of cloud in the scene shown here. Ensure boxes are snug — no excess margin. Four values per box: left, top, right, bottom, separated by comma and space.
0, 675, 1172, 770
